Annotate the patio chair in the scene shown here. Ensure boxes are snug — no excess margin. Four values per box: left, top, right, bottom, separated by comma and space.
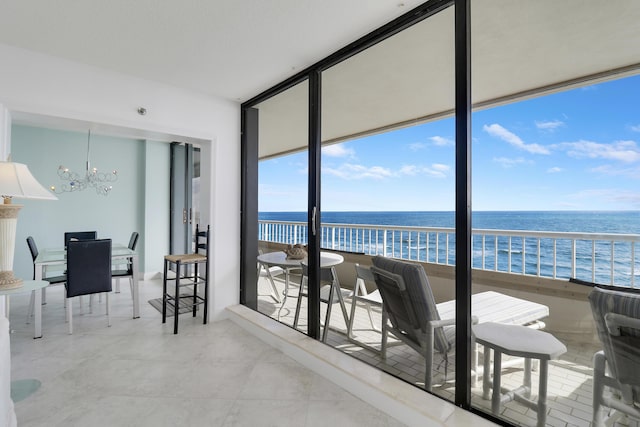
293, 262, 350, 342
371, 256, 458, 391
347, 264, 383, 353
589, 286, 640, 427
258, 249, 283, 303
370, 255, 549, 392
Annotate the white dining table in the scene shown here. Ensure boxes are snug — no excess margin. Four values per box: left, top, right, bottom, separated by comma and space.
257, 250, 345, 320
34, 243, 140, 318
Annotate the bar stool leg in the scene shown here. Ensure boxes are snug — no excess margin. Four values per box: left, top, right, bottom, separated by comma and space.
537, 359, 549, 427
162, 259, 168, 324
174, 260, 181, 334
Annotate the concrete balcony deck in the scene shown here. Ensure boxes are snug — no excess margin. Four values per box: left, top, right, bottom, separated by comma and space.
257, 269, 602, 427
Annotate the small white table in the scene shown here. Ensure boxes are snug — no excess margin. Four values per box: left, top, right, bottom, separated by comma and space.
256, 251, 344, 320
1, 280, 49, 338
473, 322, 567, 427
34, 244, 140, 318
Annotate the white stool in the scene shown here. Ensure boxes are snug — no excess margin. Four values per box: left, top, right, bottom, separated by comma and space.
473, 322, 567, 427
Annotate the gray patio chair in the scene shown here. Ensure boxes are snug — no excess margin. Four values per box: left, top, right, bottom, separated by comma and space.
370, 255, 461, 392
589, 286, 640, 427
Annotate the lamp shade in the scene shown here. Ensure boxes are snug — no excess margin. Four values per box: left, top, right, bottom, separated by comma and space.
0, 162, 57, 200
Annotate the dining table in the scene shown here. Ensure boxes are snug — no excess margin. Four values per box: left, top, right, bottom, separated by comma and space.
256, 250, 345, 320
34, 243, 140, 319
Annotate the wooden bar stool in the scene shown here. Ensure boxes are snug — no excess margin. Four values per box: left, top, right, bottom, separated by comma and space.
162, 224, 210, 334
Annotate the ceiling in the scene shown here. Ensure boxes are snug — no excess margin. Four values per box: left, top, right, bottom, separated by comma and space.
0, 0, 428, 102
256, 1, 640, 158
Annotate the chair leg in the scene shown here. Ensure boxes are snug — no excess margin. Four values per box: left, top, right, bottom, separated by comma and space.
593, 351, 606, 427
347, 294, 358, 339
174, 261, 181, 334
322, 284, 336, 343
203, 261, 209, 325
67, 297, 73, 334
162, 260, 168, 324
115, 279, 121, 293
293, 277, 306, 329
106, 292, 111, 327
192, 263, 198, 318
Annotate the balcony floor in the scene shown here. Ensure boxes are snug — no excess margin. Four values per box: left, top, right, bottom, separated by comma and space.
256, 273, 619, 427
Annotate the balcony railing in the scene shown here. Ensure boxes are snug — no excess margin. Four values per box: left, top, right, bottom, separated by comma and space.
258, 220, 640, 288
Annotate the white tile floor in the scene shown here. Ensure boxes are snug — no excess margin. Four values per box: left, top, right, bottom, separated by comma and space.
7, 279, 407, 427
256, 272, 623, 427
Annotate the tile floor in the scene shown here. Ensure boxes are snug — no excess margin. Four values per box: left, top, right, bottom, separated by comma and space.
256, 271, 623, 427
7, 279, 407, 427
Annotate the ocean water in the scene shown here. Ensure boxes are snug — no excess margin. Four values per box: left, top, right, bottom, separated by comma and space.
259, 211, 640, 286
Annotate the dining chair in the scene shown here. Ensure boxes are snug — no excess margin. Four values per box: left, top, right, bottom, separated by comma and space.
113, 231, 139, 294
64, 231, 97, 248
162, 224, 210, 334
25, 236, 67, 323
65, 239, 112, 334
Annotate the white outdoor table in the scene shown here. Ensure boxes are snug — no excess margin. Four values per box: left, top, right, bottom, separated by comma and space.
34, 244, 140, 318
2, 280, 49, 338
256, 251, 344, 320
473, 322, 567, 427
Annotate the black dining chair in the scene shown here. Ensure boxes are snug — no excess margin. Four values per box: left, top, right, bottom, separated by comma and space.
65, 239, 112, 334
64, 231, 97, 248
26, 236, 67, 323
113, 231, 139, 295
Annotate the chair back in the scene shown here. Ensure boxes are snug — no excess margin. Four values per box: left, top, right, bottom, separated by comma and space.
66, 239, 112, 298
590, 286, 640, 389
371, 256, 449, 354
300, 262, 334, 285
64, 231, 97, 248
128, 232, 139, 250
26, 236, 38, 261
354, 264, 375, 296
195, 224, 210, 257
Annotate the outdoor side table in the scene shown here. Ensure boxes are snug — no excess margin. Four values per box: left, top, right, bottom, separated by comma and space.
473, 322, 567, 427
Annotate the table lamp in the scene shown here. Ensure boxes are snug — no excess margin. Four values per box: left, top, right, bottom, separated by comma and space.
0, 162, 57, 289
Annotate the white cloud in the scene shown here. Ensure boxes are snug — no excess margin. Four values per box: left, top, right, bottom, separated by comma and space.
409, 142, 427, 151
430, 136, 454, 146
535, 120, 564, 131
559, 140, 640, 163
483, 124, 550, 154
324, 162, 450, 180
590, 164, 640, 179
322, 144, 355, 158
492, 157, 528, 168
547, 167, 563, 173
323, 163, 393, 180
630, 124, 640, 132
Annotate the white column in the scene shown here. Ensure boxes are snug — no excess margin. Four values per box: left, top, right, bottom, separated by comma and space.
0, 105, 11, 317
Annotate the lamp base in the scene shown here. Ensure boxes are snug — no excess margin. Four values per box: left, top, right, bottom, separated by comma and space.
0, 270, 23, 290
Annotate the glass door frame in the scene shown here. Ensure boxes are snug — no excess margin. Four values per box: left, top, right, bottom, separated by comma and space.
241, 0, 474, 410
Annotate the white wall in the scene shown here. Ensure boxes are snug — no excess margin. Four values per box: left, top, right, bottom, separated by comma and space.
0, 43, 241, 321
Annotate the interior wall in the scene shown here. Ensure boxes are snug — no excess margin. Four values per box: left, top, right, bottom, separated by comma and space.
143, 140, 170, 278
0, 43, 241, 321
11, 125, 148, 279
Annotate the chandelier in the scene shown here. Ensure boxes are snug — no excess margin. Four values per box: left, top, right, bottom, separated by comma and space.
50, 130, 117, 196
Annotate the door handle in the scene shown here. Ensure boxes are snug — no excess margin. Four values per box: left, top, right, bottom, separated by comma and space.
312, 206, 317, 236
182, 208, 187, 224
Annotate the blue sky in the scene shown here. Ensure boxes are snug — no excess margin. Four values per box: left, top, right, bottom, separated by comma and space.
259, 74, 640, 212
